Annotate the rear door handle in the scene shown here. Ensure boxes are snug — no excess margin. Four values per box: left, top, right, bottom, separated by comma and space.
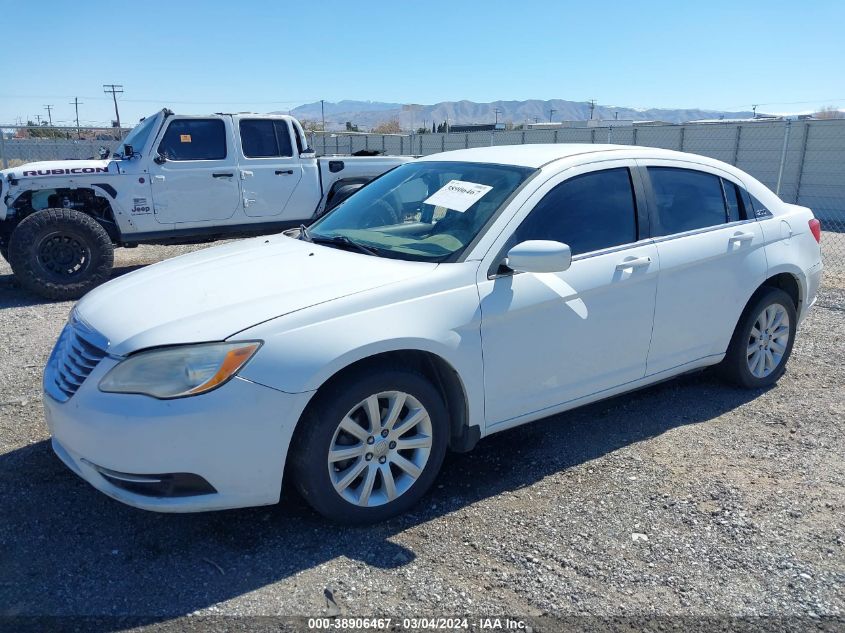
275, 169, 294, 175
730, 231, 755, 243
212, 172, 234, 178
616, 256, 651, 271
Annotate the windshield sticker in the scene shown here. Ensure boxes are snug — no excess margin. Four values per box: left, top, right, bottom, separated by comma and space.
180, 134, 192, 143
424, 180, 493, 212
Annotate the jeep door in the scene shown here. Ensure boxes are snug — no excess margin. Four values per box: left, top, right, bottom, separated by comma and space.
234, 118, 303, 219
149, 116, 241, 224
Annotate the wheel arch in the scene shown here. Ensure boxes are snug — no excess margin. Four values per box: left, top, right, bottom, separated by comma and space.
8, 185, 121, 240
295, 348, 476, 453
757, 267, 804, 313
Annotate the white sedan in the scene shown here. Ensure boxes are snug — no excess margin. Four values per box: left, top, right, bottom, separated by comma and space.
43, 144, 823, 523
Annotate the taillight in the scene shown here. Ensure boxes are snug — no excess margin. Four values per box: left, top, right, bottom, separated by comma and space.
809, 218, 821, 243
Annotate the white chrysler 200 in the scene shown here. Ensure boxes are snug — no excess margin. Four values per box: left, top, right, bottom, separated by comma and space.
43, 144, 823, 523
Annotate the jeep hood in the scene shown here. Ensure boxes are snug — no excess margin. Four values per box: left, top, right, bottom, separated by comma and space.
8, 158, 117, 178
74, 235, 437, 356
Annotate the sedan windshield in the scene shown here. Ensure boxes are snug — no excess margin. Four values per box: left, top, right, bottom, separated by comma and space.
308, 161, 536, 261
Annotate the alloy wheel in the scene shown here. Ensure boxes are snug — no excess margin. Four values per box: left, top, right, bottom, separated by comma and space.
327, 390, 433, 507
746, 303, 791, 379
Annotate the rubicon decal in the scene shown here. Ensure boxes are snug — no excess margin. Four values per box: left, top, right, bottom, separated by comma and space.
22, 167, 110, 177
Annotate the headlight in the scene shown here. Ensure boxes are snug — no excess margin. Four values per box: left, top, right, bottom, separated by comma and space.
99, 341, 261, 399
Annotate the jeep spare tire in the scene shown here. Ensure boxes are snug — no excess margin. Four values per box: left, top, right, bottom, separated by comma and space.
8, 208, 114, 301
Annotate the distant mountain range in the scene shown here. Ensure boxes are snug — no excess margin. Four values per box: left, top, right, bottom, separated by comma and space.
278, 99, 759, 131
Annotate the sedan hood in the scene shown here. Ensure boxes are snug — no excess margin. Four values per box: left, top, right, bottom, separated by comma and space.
76, 235, 437, 355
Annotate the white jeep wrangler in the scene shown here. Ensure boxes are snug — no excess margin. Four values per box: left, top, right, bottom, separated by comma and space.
0, 109, 411, 299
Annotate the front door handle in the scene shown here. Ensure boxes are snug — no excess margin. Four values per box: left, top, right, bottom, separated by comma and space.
616, 256, 651, 271
730, 231, 755, 243
212, 172, 234, 178
275, 169, 294, 175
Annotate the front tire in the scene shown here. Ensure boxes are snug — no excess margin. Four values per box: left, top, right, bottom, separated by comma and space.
291, 367, 449, 524
8, 208, 114, 300
719, 287, 797, 389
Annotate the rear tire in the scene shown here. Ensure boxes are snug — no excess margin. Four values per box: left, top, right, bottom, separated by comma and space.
290, 367, 449, 524
718, 287, 797, 389
8, 208, 114, 301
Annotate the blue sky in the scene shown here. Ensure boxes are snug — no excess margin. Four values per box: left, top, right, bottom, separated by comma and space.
2, 0, 843, 126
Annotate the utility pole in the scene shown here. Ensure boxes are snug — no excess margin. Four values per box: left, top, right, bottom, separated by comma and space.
103, 84, 124, 129
43, 104, 54, 126
35, 114, 42, 125
549, 108, 557, 122
69, 98, 83, 138
752, 104, 758, 119
494, 107, 501, 125
588, 99, 596, 120
320, 99, 325, 131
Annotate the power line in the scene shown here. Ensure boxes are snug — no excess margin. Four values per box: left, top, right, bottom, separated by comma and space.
103, 84, 124, 128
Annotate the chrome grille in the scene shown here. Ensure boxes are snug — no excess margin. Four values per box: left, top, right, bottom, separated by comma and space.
45, 318, 108, 402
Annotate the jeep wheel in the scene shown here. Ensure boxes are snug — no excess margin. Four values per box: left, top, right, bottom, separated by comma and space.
8, 208, 114, 301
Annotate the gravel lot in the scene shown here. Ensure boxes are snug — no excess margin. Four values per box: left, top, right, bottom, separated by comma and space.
0, 238, 843, 629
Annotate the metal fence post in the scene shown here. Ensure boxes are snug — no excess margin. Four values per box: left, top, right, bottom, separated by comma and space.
349, 136, 353, 154
441, 135, 445, 152
732, 125, 742, 165
465, 134, 469, 149
400, 136, 404, 155
0, 131, 7, 169
607, 127, 613, 144
590, 129, 596, 144
679, 127, 685, 151
554, 129, 559, 144
775, 119, 792, 196
632, 127, 638, 145
794, 122, 809, 204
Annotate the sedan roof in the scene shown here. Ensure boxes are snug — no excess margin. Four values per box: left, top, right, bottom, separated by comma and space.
417, 143, 681, 168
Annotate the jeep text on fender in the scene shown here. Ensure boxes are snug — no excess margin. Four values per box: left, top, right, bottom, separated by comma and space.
0, 109, 413, 300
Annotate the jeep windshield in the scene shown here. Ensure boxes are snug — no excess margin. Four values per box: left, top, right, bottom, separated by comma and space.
307, 161, 535, 262
116, 113, 160, 156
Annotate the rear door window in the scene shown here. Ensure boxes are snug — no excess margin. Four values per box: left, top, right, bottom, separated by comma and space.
158, 119, 227, 161
648, 167, 728, 236
239, 119, 293, 158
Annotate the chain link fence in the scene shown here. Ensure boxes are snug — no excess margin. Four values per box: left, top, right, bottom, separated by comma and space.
0, 125, 130, 167
308, 120, 845, 262
2, 119, 842, 261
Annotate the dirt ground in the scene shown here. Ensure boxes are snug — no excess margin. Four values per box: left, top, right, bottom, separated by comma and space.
0, 237, 843, 630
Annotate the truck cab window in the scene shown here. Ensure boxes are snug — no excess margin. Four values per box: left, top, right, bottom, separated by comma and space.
239, 119, 293, 158
158, 119, 227, 161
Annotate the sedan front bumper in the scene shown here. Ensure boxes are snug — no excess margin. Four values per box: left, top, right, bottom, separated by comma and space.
44, 360, 314, 512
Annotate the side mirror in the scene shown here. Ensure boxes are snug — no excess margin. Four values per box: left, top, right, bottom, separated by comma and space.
123, 144, 134, 158
153, 153, 167, 165
300, 148, 316, 158
505, 240, 572, 273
